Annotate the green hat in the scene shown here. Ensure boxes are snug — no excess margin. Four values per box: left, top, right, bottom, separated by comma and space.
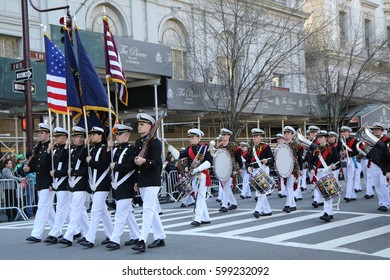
16, 154, 24, 160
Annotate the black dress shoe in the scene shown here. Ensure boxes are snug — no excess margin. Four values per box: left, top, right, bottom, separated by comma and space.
227, 205, 237, 210
101, 237, 110, 245
147, 239, 165, 249
44, 235, 58, 244
201, 221, 211, 224
180, 203, 187, 208
218, 207, 228, 212
259, 212, 272, 216
254, 197, 258, 201
26, 236, 41, 243
216, 199, 221, 202
240, 195, 246, 199
58, 238, 73, 247
350, 198, 356, 201
320, 213, 330, 222
317, 202, 324, 206
77, 237, 86, 244
106, 241, 120, 250
278, 193, 284, 198
312, 201, 318, 208
245, 196, 251, 199
364, 194, 374, 199
330, 215, 334, 219
124, 239, 139, 246
73, 232, 82, 240
80, 240, 94, 248
290, 207, 297, 211
253, 211, 260, 219
282, 206, 290, 213
378, 206, 389, 212
190, 221, 200, 226
132, 240, 145, 252
343, 197, 350, 202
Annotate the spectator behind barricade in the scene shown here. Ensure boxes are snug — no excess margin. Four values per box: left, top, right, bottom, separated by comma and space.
163, 153, 178, 174
22, 152, 36, 218
2, 158, 25, 221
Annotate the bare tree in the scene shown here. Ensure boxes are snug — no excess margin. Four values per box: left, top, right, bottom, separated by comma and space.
184, 0, 318, 139
305, 6, 390, 131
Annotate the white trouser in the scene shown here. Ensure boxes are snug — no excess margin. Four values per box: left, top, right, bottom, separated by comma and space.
217, 183, 223, 200
284, 175, 296, 207
294, 185, 302, 199
192, 174, 210, 223
85, 191, 113, 244
278, 177, 287, 195
360, 158, 369, 190
63, 191, 89, 242
300, 168, 307, 189
110, 198, 132, 244
221, 177, 237, 208
139, 187, 166, 242
126, 202, 140, 240
31, 189, 56, 239
48, 191, 72, 238
240, 169, 251, 197
367, 163, 390, 208
344, 159, 357, 199
353, 161, 362, 191
316, 169, 337, 216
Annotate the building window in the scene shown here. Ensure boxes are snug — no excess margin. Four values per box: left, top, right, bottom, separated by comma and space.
339, 11, 347, 47
364, 19, 371, 55
272, 75, 283, 87
0, 35, 19, 58
161, 20, 188, 80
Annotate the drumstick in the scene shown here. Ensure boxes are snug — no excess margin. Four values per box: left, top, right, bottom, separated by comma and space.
249, 158, 272, 165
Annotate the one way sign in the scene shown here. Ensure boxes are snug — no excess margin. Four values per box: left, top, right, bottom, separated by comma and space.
15, 68, 34, 81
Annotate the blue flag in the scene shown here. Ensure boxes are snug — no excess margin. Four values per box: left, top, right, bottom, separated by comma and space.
74, 27, 117, 136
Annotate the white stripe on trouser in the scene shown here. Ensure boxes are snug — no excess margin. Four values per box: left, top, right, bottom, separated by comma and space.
368, 164, 390, 208
63, 191, 89, 241
285, 175, 296, 207
31, 189, 56, 239
344, 160, 357, 199
240, 170, 251, 197
48, 191, 72, 238
193, 175, 210, 223
110, 199, 131, 244
126, 202, 140, 240
221, 177, 237, 208
139, 187, 166, 242
85, 191, 113, 244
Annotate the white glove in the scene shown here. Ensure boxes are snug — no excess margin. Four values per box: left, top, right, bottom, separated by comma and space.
192, 161, 211, 175
191, 168, 199, 175
168, 145, 180, 159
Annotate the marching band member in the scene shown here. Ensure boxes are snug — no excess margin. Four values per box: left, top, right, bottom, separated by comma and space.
275, 133, 287, 198
59, 126, 90, 247
366, 123, 389, 212
216, 128, 243, 213
246, 128, 274, 218
25, 123, 55, 243
350, 132, 363, 193
132, 113, 166, 252
339, 126, 359, 202
239, 142, 251, 199
169, 128, 213, 226
305, 126, 321, 208
308, 130, 340, 222
282, 126, 303, 213
44, 127, 72, 244
80, 127, 113, 248
105, 124, 140, 250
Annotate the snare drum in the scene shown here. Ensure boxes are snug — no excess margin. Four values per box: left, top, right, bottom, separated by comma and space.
249, 169, 276, 195
315, 173, 343, 201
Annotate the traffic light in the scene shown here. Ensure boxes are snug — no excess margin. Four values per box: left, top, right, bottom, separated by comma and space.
59, 15, 72, 44
20, 117, 27, 132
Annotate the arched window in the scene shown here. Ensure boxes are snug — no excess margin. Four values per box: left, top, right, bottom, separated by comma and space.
161, 20, 187, 80
89, 4, 126, 36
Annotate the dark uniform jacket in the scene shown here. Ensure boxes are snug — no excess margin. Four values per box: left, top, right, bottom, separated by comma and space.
111, 142, 137, 200
29, 141, 53, 191
307, 144, 340, 172
245, 142, 274, 169
68, 145, 89, 193
88, 142, 111, 192
51, 144, 69, 191
134, 136, 162, 188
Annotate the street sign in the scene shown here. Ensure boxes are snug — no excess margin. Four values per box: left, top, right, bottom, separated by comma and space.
12, 81, 36, 95
30, 51, 46, 61
15, 68, 33, 81
10, 61, 25, 71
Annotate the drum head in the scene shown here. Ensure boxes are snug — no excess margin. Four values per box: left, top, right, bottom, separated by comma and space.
213, 149, 233, 181
274, 143, 294, 178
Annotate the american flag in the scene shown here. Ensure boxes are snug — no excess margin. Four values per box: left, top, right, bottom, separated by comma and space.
103, 16, 128, 106
44, 35, 67, 114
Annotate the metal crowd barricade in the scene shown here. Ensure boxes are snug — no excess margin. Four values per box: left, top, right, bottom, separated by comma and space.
160, 170, 180, 203
0, 178, 29, 221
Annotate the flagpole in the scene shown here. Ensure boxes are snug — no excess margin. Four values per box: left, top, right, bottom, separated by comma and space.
83, 107, 90, 156
67, 108, 72, 177
106, 81, 114, 162
48, 109, 55, 187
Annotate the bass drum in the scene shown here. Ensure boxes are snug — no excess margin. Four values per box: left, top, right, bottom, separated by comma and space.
213, 149, 233, 182
315, 173, 343, 201
274, 142, 294, 178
